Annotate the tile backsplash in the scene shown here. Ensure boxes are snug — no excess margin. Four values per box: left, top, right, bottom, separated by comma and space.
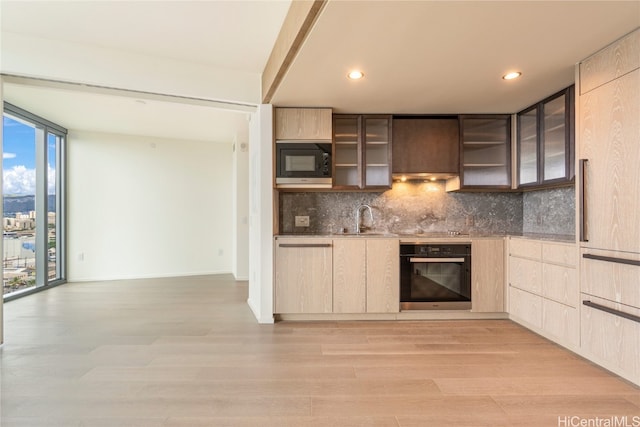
279, 182, 575, 236
522, 186, 575, 235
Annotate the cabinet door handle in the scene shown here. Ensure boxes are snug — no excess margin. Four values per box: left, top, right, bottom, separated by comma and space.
579, 159, 589, 242
278, 243, 332, 248
583, 253, 640, 267
409, 257, 466, 263
583, 300, 640, 324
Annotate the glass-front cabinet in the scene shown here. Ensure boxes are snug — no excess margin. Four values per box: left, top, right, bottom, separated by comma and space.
517, 86, 574, 188
333, 114, 392, 190
459, 115, 511, 189
333, 115, 361, 187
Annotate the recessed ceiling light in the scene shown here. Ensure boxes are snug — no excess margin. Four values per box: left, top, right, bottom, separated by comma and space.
502, 71, 522, 80
348, 70, 364, 80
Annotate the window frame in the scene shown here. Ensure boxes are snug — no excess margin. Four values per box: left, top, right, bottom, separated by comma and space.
3, 102, 67, 301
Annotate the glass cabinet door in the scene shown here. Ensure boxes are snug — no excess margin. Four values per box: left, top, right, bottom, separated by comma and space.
363, 116, 391, 188
518, 107, 538, 186
460, 116, 511, 188
515, 86, 573, 188
333, 116, 361, 188
543, 93, 567, 181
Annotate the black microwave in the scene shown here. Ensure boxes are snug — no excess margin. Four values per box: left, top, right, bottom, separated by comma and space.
275, 142, 332, 188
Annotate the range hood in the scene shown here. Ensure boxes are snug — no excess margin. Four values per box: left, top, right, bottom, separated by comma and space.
391, 172, 459, 182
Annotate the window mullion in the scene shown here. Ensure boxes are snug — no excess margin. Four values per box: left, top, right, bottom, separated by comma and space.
35, 126, 47, 287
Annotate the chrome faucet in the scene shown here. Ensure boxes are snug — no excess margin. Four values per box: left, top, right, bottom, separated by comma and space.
355, 204, 374, 234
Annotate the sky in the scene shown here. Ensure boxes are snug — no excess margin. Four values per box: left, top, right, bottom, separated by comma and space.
3, 115, 57, 195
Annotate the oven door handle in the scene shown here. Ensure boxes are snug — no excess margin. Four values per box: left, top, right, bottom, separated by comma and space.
409, 257, 466, 263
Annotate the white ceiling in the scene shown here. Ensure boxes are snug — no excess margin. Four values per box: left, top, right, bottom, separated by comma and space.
0, 0, 292, 143
1, 0, 639, 143
273, 1, 640, 114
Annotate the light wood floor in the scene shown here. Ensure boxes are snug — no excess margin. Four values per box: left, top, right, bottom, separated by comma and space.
1, 275, 638, 427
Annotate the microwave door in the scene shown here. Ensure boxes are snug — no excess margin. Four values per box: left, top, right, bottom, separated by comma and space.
285, 155, 316, 173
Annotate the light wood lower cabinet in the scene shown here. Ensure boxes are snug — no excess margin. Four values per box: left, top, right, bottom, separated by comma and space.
581, 294, 640, 385
333, 239, 367, 313
471, 239, 504, 312
366, 239, 400, 313
274, 238, 333, 314
509, 286, 543, 328
508, 238, 579, 348
275, 237, 400, 314
332, 238, 400, 313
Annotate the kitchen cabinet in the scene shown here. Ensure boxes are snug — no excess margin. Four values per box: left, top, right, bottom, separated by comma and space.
470, 238, 505, 312
332, 238, 400, 313
581, 294, 640, 386
517, 86, 575, 188
275, 237, 399, 315
579, 248, 640, 385
391, 116, 459, 176
274, 107, 332, 140
365, 239, 400, 313
457, 115, 512, 190
579, 67, 640, 252
274, 238, 333, 314
333, 239, 367, 313
333, 114, 392, 190
577, 29, 640, 387
508, 238, 579, 348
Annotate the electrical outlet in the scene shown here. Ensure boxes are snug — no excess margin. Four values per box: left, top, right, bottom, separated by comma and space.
465, 215, 474, 226
295, 215, 310, 227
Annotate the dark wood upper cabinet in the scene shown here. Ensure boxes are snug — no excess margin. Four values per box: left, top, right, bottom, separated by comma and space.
392, 116, 460, 175
517, 85, 575, 189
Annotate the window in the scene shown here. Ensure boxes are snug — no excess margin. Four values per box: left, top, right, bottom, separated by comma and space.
3, 103, 66, 298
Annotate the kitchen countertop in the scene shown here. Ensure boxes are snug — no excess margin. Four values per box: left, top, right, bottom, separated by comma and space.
275, 232, 576, 244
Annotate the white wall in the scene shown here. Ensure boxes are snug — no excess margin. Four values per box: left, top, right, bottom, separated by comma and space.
247, 105, 274, 324
67, 130, 233, 281
232, 136, 249, 281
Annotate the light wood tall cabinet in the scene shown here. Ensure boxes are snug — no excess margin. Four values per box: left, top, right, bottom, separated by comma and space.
274, 238, 333, 314
578, 28, 640, 386
471, 239, 505, 312
274, 108, 332, 140
579, 70, 640, 253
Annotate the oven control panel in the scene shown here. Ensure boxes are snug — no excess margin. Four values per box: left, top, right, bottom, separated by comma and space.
401, 244, 471, 257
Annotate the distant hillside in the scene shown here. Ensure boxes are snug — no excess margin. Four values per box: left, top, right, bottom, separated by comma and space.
3, 195, 57, 216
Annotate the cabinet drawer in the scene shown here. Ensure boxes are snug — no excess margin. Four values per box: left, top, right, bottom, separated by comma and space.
542, 299, 579, 348
581, 294, 640, 385
509, 256, 542, 294
542, 243, 577, 267
509, 286, 542, 329
542, 263, 578, 307
581, 249, 640, 308
509, 239, 542, 260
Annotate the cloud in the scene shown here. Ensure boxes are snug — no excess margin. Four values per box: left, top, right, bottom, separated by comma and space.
2, 165, 58, 195
3, 153, 17, 159
3, 165, 36, 195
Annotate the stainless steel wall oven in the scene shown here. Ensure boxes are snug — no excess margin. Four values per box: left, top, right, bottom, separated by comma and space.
400, 243, 471, 310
